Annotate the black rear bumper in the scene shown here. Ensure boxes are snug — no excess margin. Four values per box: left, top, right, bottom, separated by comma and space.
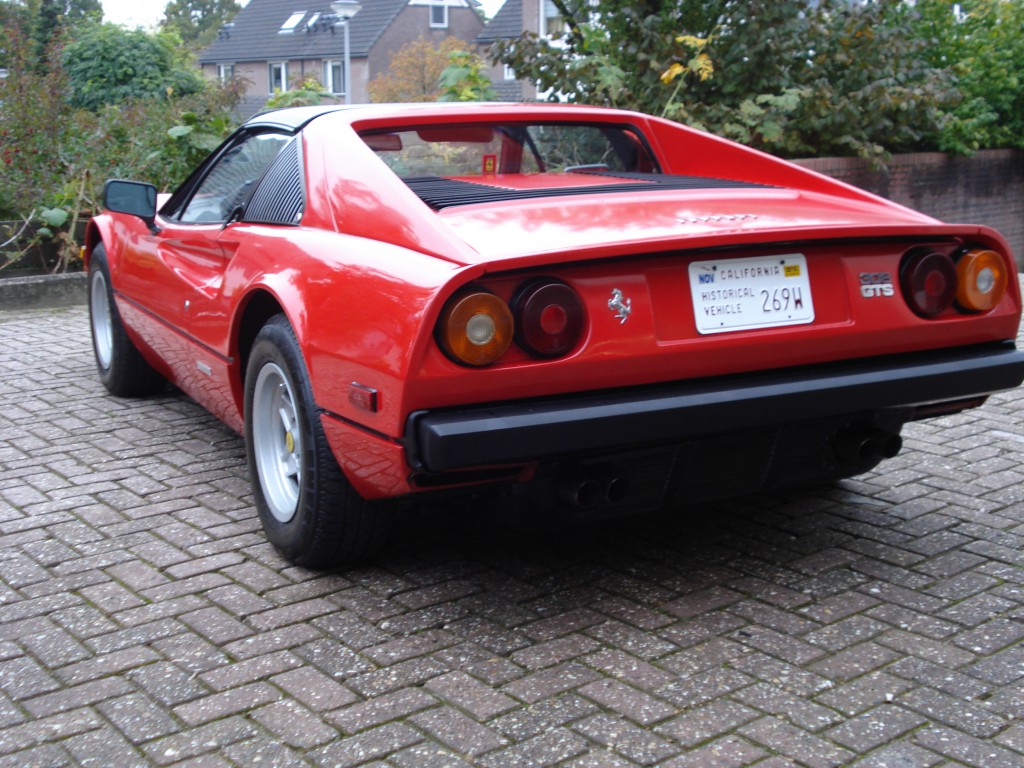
406, 343, 1024, 474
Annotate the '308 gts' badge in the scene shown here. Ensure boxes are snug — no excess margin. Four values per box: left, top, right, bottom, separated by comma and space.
608, 288, 632, 324
859, 272, 895, 298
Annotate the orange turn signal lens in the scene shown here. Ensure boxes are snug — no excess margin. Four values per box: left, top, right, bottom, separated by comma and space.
439, 291, 513, 366
956, 248, 1006, 312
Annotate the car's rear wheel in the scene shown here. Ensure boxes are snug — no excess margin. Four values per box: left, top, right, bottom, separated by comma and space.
244, 314, 393, 568
88, 244, 165, 397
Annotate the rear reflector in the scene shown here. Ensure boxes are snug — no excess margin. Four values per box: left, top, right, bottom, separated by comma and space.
514, 280, 586, 358
900, 250, 956, 317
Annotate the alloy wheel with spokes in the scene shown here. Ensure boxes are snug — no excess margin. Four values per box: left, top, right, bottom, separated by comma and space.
251, 361, 302, 523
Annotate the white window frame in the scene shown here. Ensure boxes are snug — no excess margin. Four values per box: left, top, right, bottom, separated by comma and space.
269, 62, 288, 93
323, 60, 345, 96
217, 63, 235, 82
430, 2, 448, 28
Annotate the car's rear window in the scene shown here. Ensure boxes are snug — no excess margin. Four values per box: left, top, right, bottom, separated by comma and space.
360, 123, 659, 178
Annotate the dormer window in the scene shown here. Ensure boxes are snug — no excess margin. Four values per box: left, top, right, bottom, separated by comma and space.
430, 2, 448, 28
279, 11, 306, 34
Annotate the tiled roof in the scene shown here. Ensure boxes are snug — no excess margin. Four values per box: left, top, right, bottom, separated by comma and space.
476, 0, 521, 44
200, 0, 408, 63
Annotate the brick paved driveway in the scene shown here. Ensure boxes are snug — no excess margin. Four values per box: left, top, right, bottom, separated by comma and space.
1, 303, 1023, 768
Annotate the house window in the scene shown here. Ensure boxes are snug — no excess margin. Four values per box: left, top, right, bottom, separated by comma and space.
503, 64, 515, 82
543, 0, 563, 35
430, 2, 448, 28
269, 62, 287, 93
218, 64, 235, 82
324, 60, 345, 96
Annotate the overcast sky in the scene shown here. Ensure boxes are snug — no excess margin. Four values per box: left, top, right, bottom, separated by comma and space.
102, 0, 504, 30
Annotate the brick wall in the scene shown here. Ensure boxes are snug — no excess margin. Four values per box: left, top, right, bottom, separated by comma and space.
794, 150, 1024, 269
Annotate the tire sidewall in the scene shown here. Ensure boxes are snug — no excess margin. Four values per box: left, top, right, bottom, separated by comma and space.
87, 246, 115, 384
244, 316, 323, 559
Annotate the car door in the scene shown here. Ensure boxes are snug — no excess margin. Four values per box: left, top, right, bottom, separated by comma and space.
115, 129, 294, 406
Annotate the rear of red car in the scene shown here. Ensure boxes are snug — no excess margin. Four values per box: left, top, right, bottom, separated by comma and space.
327, 108, 1024, 515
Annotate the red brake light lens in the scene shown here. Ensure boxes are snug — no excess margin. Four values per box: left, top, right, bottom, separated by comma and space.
514, 280, 586, 358
900, 250, 957, 318
438, 291, 513, 366
956, 248, 1007, 312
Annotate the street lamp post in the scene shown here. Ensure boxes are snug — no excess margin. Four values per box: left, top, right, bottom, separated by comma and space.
330, 0, 362, 104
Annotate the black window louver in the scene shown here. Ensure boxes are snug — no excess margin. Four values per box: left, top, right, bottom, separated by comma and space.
404, 172, 770, 211
244, 139, 305, 225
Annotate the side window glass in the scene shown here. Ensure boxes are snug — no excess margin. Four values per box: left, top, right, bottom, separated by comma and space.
179, 132, 291, 224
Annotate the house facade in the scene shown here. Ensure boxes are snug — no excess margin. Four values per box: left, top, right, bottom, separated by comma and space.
476, 0, 563, 101
200, 0, 484, 117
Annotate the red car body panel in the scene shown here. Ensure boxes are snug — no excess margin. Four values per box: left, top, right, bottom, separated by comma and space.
86, 103, 1024, 504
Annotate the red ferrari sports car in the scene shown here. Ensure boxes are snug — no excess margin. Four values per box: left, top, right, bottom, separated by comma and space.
86, 102, 1024, 567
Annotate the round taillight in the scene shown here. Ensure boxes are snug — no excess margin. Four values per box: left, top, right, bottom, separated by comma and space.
956, 248, 1007, 312
438, 291, 513, 366
900, 250, 957, 318
514, 280, 586, 358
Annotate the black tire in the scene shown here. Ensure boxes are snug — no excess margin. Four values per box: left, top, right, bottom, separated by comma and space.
244, 314, 393, 568
88, 244, 166, 397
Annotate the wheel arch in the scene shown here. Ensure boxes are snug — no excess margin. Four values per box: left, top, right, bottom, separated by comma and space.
234, 288, 288, 398
83, 216, 115, 269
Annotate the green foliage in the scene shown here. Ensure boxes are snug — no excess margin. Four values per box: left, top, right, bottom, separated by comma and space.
162, 0, 242, 50
62, 22, 204, 111
266, 76, 331, 109
494, 0, 960, 160
917, 0, 1024, 153
0, 19, 69, 219
369, 36, 468, 102
438, 49, 496, 102
0, 17, 242, 269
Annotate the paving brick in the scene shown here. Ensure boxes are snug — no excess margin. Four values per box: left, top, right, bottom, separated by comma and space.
409, 705, 507, 757
953, 617, 1024, 655
806, 641, 902, 683
127, 661, 209, 708
823, 705, 927, 752
898, 686, 1009, 739
22, 677, 135, 719
914, 724, 1024, 768
328, 688, 438, 734
271, 666, 360, 712
733, 682, 843, 732
424, 671, 518, 721
5, 304, 1024, 768
251, 698, 338, 749
739, 716, 855, 768
312, 721, 423, 767
199, 650, 303, 692
172, 682, 281, 727
96, 693, 181, 744
477, 727, 589, 768
656, 699, 761, 748
502, 662, 603, 704
143, 717, 257, 765
584, 648, 678, 689
573, 712, 679, 765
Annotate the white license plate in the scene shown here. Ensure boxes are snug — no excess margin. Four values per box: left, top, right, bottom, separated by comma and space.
689, 254, 814, 334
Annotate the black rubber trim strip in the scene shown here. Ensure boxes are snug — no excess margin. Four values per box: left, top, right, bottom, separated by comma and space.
405, 172, 769, 210
407, 343, 1024, 472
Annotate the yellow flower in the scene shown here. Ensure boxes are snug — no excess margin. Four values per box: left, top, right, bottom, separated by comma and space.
660, 62, 685, 85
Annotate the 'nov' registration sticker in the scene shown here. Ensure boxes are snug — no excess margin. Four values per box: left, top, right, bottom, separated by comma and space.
689, 254, 815, 334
